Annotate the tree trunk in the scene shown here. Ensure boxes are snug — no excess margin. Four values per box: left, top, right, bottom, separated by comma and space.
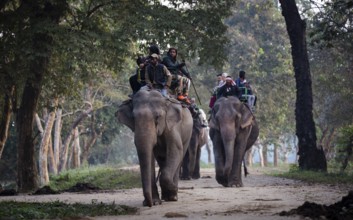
38, 99, 57, 186
59, 107, 93, 172
47, 137, 57, 174
81, 113, 99, 165
0, 85, 14, 160
274, 144, 278, 167
17, 78, 42, 192
262, 145, 268, 167
279, 0, 327, 171
72, 127, 81, 168
258, 144, 264, 167
53, 108, 62, 169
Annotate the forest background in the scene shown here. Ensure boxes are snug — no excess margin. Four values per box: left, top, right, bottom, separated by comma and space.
0, 0, 352, 190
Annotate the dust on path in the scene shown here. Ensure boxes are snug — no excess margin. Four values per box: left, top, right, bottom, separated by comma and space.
0, 168, 351, 220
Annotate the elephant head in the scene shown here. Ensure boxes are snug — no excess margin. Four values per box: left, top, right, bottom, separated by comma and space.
209, 96, 258, 187
116, 90, 193, 206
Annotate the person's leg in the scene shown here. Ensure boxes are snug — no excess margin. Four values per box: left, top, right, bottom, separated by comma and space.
182, 77, 190, 96
129, 74, 141, 94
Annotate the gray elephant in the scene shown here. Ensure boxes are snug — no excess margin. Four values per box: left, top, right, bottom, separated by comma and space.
180, 109, 208, 180
209, 96, 259, 187
116, 90, 193, 207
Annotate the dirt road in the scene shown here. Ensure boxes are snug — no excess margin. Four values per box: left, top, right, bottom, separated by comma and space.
0, 168, 351, 220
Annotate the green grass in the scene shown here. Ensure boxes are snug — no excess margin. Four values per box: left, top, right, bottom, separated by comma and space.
269, 164, 353, 185
200, 161, 215, 168
0, 201, 137, 219
0, 165, 141, 219
49, 165, 141, 191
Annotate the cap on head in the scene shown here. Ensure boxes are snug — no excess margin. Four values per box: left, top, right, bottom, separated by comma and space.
222, 72, 228, 77
150, 53, 159, 59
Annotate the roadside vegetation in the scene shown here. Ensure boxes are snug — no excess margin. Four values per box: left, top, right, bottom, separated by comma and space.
0, 201, 137, 220
263, 163, 353, 185
0, 165, 140, 219
49, 165, 141, 191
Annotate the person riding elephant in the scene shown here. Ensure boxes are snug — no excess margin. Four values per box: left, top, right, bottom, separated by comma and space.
116, 89, 193, 207
162, 47, 191, 104
209, 96, 259, 187
180, 108, 208, 180
145, 53, 172, 97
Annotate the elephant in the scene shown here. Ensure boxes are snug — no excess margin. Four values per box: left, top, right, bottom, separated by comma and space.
209, 96, 259, 187
180, 109, 208, 180
116, 90, 193, 207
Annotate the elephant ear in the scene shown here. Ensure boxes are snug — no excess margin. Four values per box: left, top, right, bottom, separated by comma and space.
240, 104, 253, 129
165, 103, 182, 131
116, 100, 135, 132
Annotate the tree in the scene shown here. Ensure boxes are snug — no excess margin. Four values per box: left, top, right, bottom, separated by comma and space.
279, 0, 327, 171
1, 0, 237, 191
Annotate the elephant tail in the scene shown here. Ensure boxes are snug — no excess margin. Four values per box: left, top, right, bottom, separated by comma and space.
243, 160, 249, 177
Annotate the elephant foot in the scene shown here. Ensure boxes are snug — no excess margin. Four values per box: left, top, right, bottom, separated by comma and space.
162, 191, 178, 202
229, 181, 243, 187
163, 194, 178, 202
192, 173, 200, 179
180, 176, 191, 180
216, 175, 228, 187
143, 198, 162, 207
143, 199, 153, 207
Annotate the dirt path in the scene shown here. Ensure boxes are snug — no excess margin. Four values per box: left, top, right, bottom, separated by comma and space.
0, 168, 351, 220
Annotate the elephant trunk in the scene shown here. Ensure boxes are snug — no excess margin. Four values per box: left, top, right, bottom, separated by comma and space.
220, 125, 236, 182
134, 123, 157, 207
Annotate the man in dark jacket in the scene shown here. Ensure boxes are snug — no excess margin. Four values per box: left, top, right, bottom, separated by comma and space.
129, 45, 161, 95
216, 76, 240, 99
145, 53, 172, 97
162, 47, 191, 104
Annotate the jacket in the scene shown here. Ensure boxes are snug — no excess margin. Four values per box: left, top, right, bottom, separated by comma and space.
145, 63, 172, 89
162, 54, 191, 78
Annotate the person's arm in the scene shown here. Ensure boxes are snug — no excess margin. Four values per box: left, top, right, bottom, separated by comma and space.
180, 66, 191, 79
162, 56, 179, 72
145, 65, 152, 86
163, 65, 172, 88
216, 85, 225, 99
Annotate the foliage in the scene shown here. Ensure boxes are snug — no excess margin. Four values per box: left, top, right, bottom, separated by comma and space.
225, 0, 295, 142
306, 0, 353, 160
273, 164, 353, 185
0, 201, 137, 219
49, 165, 141, 191
335, 125, 353, 171
310, 0, 353, 50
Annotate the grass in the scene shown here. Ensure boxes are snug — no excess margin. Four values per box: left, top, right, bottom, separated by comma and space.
0, 165, 141, 219
200, 161, 215, 168
265, 164, 353, 185
49, 164, 141, 191
0, 201, 137, 219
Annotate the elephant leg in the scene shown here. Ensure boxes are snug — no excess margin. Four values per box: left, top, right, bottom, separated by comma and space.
160, 140, 183, 202
212, 131, 228, 186
180, 150, 191, 180
192, 146, 201, 179
229, 142, 247, 187
151, 157, 162, 205
136, 145, 154, 207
